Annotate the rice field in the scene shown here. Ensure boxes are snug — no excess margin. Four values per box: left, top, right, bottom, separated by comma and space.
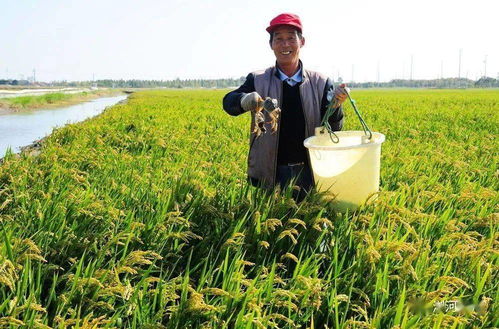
0, 89, 497, 328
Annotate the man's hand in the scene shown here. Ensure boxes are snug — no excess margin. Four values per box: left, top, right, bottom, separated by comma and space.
332, 83, 350, 108
241, 92, 263, 112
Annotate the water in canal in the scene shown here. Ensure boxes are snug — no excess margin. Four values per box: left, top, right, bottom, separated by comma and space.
0, 95, 127, 158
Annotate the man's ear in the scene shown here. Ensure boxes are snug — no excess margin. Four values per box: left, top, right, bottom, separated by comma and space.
300, 37, 305, 48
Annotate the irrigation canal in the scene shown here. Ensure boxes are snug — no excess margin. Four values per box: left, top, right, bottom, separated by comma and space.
0, 95, 127, 158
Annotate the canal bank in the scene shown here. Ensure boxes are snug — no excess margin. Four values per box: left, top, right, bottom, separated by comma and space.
0, 95, 128, 159
0, 89, 124, 112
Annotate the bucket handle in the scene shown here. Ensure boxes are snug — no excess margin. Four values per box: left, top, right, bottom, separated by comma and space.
320, 85, 373, 143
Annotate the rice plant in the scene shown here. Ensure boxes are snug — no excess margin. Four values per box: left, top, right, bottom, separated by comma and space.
0, 89, 497, 328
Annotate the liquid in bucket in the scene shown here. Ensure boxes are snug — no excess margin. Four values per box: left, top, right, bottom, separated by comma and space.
304, 129, 385, 212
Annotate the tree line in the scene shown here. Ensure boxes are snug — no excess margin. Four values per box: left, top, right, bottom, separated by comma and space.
1, 77, 498, 89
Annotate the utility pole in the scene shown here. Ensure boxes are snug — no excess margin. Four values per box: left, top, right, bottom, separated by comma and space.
33, 68, 36, 83
483, 55, 487, 77
377, 61, 380, 83
458, 49, 462, 79
410, 55, 413, 80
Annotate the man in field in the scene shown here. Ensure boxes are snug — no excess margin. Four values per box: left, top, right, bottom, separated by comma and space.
223, 13, 347, 201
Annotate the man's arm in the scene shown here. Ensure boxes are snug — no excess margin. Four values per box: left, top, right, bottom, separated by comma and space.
222, 73, 256, 116
320, 78, 344, 131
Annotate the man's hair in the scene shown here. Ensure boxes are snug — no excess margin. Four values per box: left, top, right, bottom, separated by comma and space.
269, 29, 303, 44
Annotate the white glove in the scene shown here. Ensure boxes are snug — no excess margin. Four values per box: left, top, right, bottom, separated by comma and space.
241, 92, 262, 112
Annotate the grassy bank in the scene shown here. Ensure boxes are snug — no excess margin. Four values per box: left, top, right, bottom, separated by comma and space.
0, 89, 123, 111
0, 85, 66, 90
0, 89, 497, 328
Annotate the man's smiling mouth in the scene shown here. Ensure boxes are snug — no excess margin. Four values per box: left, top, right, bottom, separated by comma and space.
281, 51, 292, 55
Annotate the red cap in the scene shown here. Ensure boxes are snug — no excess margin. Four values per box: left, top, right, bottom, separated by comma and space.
266, 13, 302, 34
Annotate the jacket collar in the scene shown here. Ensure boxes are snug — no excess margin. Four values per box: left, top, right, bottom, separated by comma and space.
273, 60, 307, 82
276, 66, 302, 85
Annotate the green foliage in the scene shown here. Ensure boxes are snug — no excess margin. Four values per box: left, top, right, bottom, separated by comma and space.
1, 90, 119, 110
0, 89, 497, 328
7, 92, 72, 108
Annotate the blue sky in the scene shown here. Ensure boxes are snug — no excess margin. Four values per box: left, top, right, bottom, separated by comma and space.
1, 0, 498, 82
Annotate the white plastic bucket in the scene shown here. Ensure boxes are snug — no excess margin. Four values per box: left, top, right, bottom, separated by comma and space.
304, 128, 385, 212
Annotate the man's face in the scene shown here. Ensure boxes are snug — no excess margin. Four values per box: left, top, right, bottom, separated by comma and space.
270, 26, 304, 68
